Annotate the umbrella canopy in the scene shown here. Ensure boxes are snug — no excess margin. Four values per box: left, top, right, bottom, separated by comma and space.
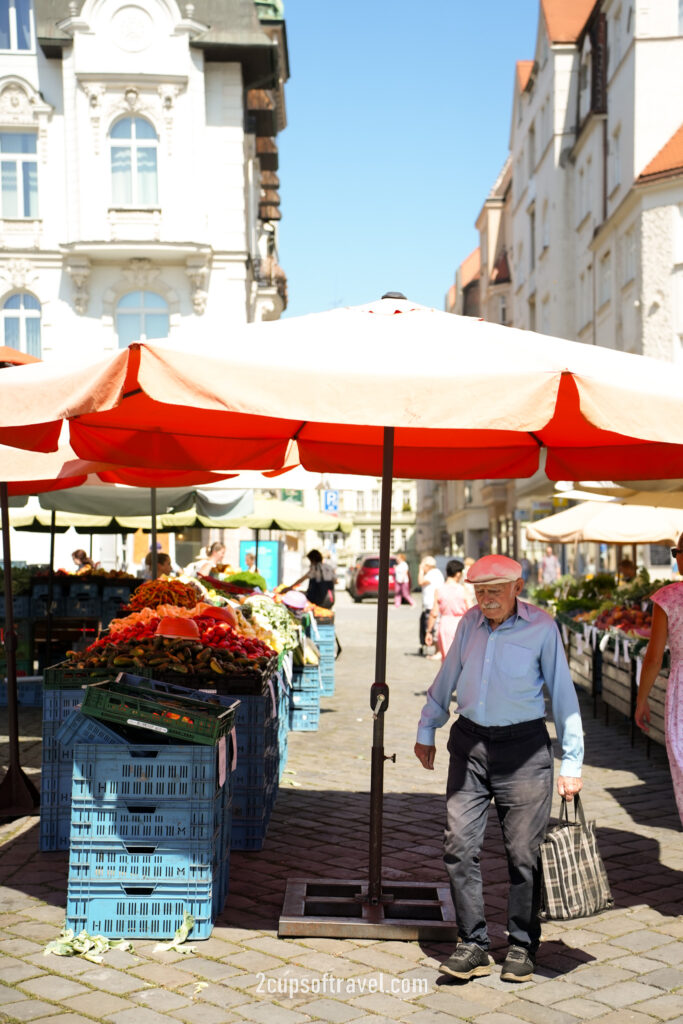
1, 297, 683, 480
158, 497, 352, 533
525, 500, 683, 544
574, 480, 683, 509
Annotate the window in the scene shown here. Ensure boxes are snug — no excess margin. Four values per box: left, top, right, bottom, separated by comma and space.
356, 490, 365, 512
598, 251, 612, 307
110, 117, 159, 206
0, 0, 33, 51
116, 291, 169, 349
610, 127, 621, 192
372, 529, 381, 550
528, 122, 535, 177
371, 489, 380, 511
402, 488, 411, 511
2, 291, 40, 356
0, 132, 37, 217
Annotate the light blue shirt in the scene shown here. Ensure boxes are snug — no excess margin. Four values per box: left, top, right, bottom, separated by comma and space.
416, 599, 584, 777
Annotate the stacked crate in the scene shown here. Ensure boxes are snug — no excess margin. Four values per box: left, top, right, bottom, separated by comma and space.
65, 580, 102, 620
315, 620, 336, 697
66, 741, 231, 940
101, 583, 137, 627
31, 580, 66, 618
229, 679, 280, 850
289, 661, 321, 731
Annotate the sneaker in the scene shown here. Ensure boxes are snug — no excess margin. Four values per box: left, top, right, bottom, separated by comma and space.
439, 942, 491, 980
500, 945, 535, 982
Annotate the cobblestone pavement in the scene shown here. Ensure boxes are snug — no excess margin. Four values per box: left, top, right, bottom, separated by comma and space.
1, 593, 682, 1024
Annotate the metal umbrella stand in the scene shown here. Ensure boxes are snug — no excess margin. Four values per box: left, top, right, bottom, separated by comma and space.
279, 427, 457, 939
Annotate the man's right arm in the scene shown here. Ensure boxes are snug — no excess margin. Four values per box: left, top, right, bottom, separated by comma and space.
415, 622, 465, 767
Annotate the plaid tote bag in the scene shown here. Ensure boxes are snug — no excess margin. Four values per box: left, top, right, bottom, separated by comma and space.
539, 795, 614, 920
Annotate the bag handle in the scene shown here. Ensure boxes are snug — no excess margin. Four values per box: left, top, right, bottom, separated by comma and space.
559, 794, 587, 828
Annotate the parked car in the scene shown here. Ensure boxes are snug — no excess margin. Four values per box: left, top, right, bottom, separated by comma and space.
347, 553, 398, 602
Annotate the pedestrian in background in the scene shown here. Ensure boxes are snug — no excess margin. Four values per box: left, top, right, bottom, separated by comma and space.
418, 556, 444, 655
538, 545, 561, 584
393, 552, 415, 607
425, 558, 468, 661
635, 535, 683, 826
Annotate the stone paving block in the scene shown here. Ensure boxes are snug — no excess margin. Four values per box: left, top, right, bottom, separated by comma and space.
131, 988, 193, 1012
229, 1002, 312, 1023
346, 991, 422, 1017
293, 998, 362, 1022
24, 953, 92, 976
18, 977, 90, 1001
62, 993, 136, 1017
589, 980, 666, 1008
456, 1013, 528, 1024
407, 1011, 485, 1024
504, 997, 583, 1024
105, 1008, 179, 1024
571, 964, 637, 989
175, 959, 242, 983
22, 1015, 96, 1024
0, 999, 59, 1021
552, 995, 615, 1019
168, 1003, 240, 1024
240, 937, 309, 961
130, 964, 204, 989
0, 939, 43, 958
607, 954, 674, 974
226, 952, 286, 974
4, 923, 59, 945
417, 991, 499, 1019
175, 983, 247, 1008
615, 931, 675, 953
639, 996, 683, 1021
639, 966, 683, 990
510, 979, 593, 1006
0, 964, 45, 984
74, 966, 150, 994
290, 953, 366, 978
578, 1012, 657, 1024
650, 943, 683, 965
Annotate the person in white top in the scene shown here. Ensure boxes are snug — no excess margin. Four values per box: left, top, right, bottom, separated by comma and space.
393, 552, 415, 607
418, 556, 444, 655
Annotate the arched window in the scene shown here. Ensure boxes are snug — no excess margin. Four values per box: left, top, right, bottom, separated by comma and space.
110, 117, 158, 206
0, 0, 33, 51
116, 291, 169, 349
2, 291, 40, 356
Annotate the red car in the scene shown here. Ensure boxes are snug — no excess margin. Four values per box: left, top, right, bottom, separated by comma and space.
348, 553, 398, 602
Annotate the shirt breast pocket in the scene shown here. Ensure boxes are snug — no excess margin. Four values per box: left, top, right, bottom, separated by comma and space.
501, 642, 534, 678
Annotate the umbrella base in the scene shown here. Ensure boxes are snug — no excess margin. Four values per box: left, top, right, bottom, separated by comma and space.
279, 878, 458, 940
0, 763, 40, 819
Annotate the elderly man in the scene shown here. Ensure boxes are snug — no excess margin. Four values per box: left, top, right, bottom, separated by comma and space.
415, 554, 583, 983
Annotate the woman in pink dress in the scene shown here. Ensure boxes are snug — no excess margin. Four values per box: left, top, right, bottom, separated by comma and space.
635, 538, 683, 826
425, 559, 469, 662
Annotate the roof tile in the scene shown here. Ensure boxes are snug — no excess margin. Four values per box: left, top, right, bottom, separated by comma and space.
541, 0, 595, 43
460, 247, 481, 289
638, 122, 683, 182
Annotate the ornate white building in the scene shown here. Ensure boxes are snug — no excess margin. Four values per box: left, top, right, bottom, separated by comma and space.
0, 0, 289, 363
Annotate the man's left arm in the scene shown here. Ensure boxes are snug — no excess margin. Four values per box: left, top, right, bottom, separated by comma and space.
540, 622, 584, 798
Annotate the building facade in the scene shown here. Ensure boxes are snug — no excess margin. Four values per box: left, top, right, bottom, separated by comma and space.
422, 0, 683, 569
0, 0, 289, 364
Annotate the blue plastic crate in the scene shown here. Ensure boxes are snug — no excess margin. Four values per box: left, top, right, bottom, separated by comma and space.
43, 686, 85, 724
0, 594, 31, 619
71, 743, 222, 803
39, 807, 72, 852
55, 711, 127, 760
0, 676, 42, 707
31, 594, 66, 617
68, 837, 222, 883
66, 580, 100, 598
232, 752, 279, 791
230, 819, 268, 852
101, 598, 127, 627
232, 782, 277, 823
66, 596, 102, 619
289, 690, 320, 710
70, 797, 223, 844
291, 664, 321, 692
289, 706, 320, 732
66, 879, 218, 940
102, 583, 136, 601
40, 760, 74, 809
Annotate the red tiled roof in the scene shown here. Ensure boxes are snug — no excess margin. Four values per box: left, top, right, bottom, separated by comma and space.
637, 122, 683, 183
460, 247, 481, 289
446, 284, 456, 311
541, 0, 595, 42
517, 60, 534, 93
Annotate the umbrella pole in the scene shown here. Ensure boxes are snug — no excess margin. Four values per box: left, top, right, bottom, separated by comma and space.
45, 509, 55, 668
368, 427, 394, 904
254, 529, 260, 574
0, 482, 40, 817
150, 488, 158, 578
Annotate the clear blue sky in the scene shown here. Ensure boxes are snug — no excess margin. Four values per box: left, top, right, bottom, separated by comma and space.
278, 0, 539, 317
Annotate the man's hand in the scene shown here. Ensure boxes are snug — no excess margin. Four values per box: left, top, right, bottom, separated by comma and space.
414, 743, 436, 770
557, 775, 583, 799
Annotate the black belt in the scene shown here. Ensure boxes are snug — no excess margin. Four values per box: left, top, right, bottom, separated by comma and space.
456, 716, 546, 740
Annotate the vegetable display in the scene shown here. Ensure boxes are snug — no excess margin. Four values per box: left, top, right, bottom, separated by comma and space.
128, 579, 200, 611
66, 614, 276, 680
242, 595, 301, 653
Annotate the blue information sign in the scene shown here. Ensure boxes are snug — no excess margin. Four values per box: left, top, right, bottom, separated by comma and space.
322, 489, 339, 513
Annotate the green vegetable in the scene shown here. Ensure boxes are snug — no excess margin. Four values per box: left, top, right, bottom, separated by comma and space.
44, 927, 133, 963
154, 910, 197, 954
225, 570, 267, 592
